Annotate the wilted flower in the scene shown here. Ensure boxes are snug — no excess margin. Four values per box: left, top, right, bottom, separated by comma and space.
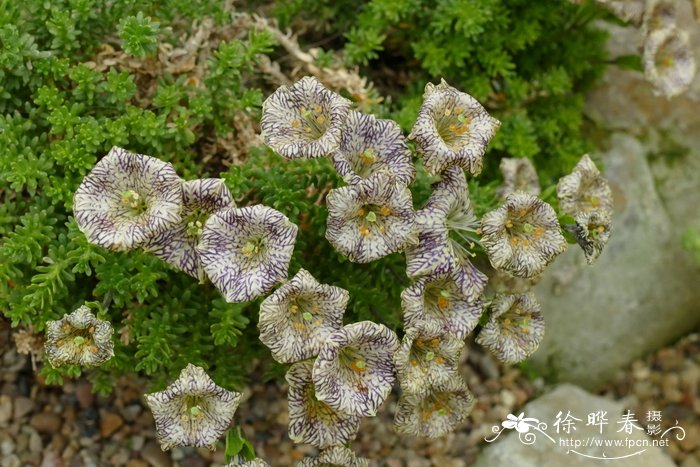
556, 154, 613, 216
45, 305, 114, 368
73, 147, 183, 251
313, 321, 399, 417
394, 375, 475, 438
394, 321, 464, 395
258, 269, 349, 364
260, 76, 352, 159
565, 209, 613, 264
643, 26, 696, 98
286, 360, 361, 449
330, 110, 415, 186
408, 79, 500, 176
595, 0, 646, 24
325, 170, 416, 263
476, 292, 544, 364
297, 446, 370, 467
145, 179, 235, 280
497, 158, 540, 199
197, 205, 298, 303
144, 364, 241, 450
481, 192, 567, 278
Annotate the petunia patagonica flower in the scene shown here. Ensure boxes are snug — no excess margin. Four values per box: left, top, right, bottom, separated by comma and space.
641, 0, 676, 37
313, 321, 399, 417
330, 110, 415, 186
394, 374, 475, 438
45, 305, 114, 368
224, 459, 270, 467
476, 292, 544, 364
296, 446, 370, 467
197, 205, 298, 303
73, 146, 183, 251
325, 170, 416, 263
566, 209, 613, 264
286, 360, 361, 449
643, 26, 696, 98
556, 154, 613, 216
260, 76, 352, 159
408, 79, 500, 176
481, 192, 567, 278
145, 179, 235, 280
144, 364, 242, 450
595, 0, 645, 24
497, 157, 540, 199
258, 269, 349, 364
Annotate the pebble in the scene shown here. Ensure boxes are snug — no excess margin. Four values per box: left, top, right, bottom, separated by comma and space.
142, 441, 172, 467
99, 411, 124, 438
29, 431, 42, 453
125, 461, 149, 467
132, 435, 145, 451
0, 395, 12, 425
1, 438, 16, 456
13, 396, 34, 419
0, 454, 20, 467
30, 412, 62, 433
76, 382, 95, 408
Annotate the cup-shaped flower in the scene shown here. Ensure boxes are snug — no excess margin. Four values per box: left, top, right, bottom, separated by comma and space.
643, 26, 696, 98
144, 363, 242, 450
394, 321, 464, 396
641, 0, 676, 37
394, 374, 475, 438
197, 205, 298, 303
325, 171, 416, 263
224, 459, 269, 467
596, 0, 645, 24
145, 179, 235, 280
497, 157, 540, 199
261, 76, 351, 159
286, 360, 361, 449
476, 292, 544, 364
566, 209, 612, 264
73, 147, 183, 251
408, 79, 499, 176
556, 154, 613, 216
45, 305, 114, 368
330, 110, 415, 186
258, 269, 349, 364
313, 321, 399, 417
296, 446, 370, 467
481, 192, 567, 278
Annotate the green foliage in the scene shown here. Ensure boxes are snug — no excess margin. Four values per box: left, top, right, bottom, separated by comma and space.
682, 229, 700, 267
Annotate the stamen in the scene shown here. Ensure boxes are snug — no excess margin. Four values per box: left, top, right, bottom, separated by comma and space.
291, 119, 301, 128
352, 359, 367, 372
360, 225, 371, 237
242, 242, 258, 255
379, 206, 391, 216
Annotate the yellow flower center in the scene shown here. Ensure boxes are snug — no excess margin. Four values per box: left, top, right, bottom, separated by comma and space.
121, 190, 146, 213
360, 148, 377, 165
297, 105, 329, 139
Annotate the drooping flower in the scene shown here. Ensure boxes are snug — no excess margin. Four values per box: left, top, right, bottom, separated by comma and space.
394, 374, 475, 438
144, 364, 241, 450
45, 305, 114, 368
408, 79, 500, 176
394, 321, 464, 395
643, 26, 696, 98
595, 0, 646, 24
556, 154, 613, 216
145, 179, 235, 280
286, 360, 361, 449
313, 321, 399, 417
476, 292, 544, 364
565, 209, 612, 264
330, 110, 415, 186
481, 192, 567, 278
260, 76, 352, 159
197, 205, 298, 303
325, 170, 416, 263
497, 157, 540, 199
258, 269, 349, 364
73, 146, 183, 251
296, 446, 370, 467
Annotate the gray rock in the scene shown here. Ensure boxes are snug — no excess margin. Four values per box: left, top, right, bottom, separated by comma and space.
0, 395, 12, 425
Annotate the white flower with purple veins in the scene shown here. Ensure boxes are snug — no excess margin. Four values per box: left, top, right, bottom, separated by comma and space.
144, 364, 241, 450
286, 360, 361, 449
296, 446, 370, 467
394, 321, 464, 395
481, 192, 567, 279
408, 79, 500, 176
45, 306, 114, 368
145, 179, 235, 281
197, 205, 298, 303
394, 374, 475, 438
643, 26, 696, 98
261, 76, 352, 159
73, 147, 183, 251
642, 0, 676, 36
313, 321, 399, 417
476, 292, 544, 364
224, 459, 270, 467
595, 0, 645, 24
497, 157, 540, 199
325, 171, 416, 263
258, 269, 349, 364
556, 154, 613, 216
330, 110, 415, 186
566, 209, 612, 265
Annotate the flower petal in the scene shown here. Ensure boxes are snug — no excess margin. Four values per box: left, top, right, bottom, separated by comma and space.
296, 446, 370, 467
556, 154, 613, 216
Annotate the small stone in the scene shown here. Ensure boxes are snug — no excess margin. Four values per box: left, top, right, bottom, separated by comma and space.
678, 425, 700, 452
1, 438, 15, 455
99, 411, 124, 438
125, 461, 149, 467
40, 450, 61, 467
30, 412, 62, 433
1, 454, 20, 467
122, 404, 142, 422
29, 431, 42, 453
13, 396, 34, 419
500, 389, 516, 409
0, 395, 12, 425
132, 435, 145, 451
141, 441, 172, 467
109, 448, 131, 466
76, 382, 94, 408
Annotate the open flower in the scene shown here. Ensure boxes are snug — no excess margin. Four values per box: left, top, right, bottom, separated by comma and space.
286, 360, 361, 449
313, 321, 399, 417
596, 0, 645, 24
325, 170, 416, 263
643, 26, 696, 98
73, 147, 183, 251
476, 292, 544, 364
197, 205, 298, 303
497, 158, 540, 199
258, 269, 349, 364
394, 374, 475, 438
408, 79, 500, 176
394, 321, 464, 395
144, 364, 242, 450
145, 179, 235, 280
45, 305, 114, 368
260, 76, 351, 159
297, 447, 370, 467
556, 154, 613, 216
566, 209, 612, 264
330, 110, 415, 186
481, 192, 567, 278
